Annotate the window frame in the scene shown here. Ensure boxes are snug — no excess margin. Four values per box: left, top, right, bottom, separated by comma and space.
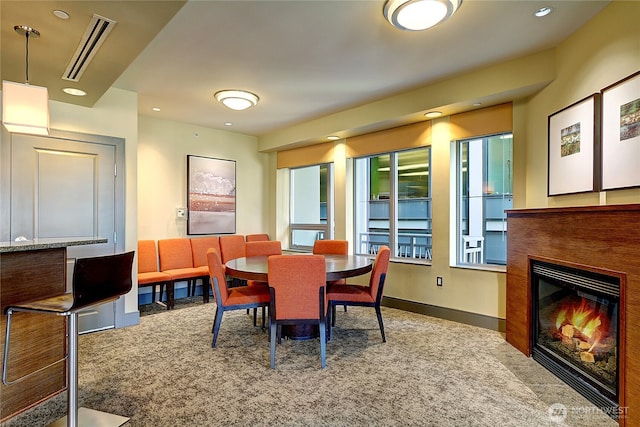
289, 163, 333, 251
454, 132, 512, 268
354, 147, 432, 264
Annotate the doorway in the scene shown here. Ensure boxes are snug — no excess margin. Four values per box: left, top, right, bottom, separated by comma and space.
0, 129, 126, 332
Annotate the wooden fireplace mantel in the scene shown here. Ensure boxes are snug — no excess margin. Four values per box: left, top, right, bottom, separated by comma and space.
506, 203, 640, 427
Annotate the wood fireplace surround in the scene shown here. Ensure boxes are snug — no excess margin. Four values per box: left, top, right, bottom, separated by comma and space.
506, 204, 639, 427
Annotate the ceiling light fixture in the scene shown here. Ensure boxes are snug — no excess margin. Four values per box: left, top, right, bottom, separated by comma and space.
327, 136, 340, 141
384, 0, 462, 31
424, 111, 442, 118
534, 7, 553, 17
2, 25, 50, 135
214, 90, 259, 111
62, 87, 87, 96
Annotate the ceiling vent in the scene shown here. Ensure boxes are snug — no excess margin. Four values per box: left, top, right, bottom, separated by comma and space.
62, 14, 116, 82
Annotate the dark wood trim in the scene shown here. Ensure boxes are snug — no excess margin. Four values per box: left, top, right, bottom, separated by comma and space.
506, 204, 639, 426
382, 296, 506, 332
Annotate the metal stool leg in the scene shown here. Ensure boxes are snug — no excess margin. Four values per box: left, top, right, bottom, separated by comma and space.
49, 312, 129, 427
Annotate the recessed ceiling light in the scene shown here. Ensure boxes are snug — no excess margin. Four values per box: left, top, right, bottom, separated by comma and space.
473, 102, 482, 107
424, 111, 442, 118
62, 87, 86, 96
152, 107, 161, 112
53, 10, 70, 20
534, 7, 552, 17
327, 136, 340, 140
214, 90, 259, 111
224, 122, 232, 126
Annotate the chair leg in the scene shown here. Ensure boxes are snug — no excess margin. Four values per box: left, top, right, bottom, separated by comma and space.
211, 307, 224, 348
375, 305, 386, 343
270, 322, 277, 369
261, 307, 266, 330
331, 305, 337, 327
319, 321, 326, 369
253, 308, 258, 326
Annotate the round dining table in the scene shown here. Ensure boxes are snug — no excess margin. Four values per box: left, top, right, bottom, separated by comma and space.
225, 253, 373, 340
225, 253, 373, 283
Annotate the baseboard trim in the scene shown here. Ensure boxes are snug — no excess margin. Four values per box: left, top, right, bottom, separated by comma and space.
381, 296, 505, 332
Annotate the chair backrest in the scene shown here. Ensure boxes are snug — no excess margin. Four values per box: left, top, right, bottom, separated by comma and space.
368, 245, 391, 302
138, 240, 159, 274
207, 248, 230, 304
73, 251, 135, 308
245, 233, 270, 242
158, 238, 194, 271
190, 237, 220, 267
245, 240, 282, 257
268, 255, 326, 320
313, 239, 348, 255
219, 235, 246, 264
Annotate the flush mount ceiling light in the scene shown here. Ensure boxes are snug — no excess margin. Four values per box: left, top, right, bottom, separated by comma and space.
62, 87, 87, 96
2, 25, 50, 135
214, 90, 259, 111
424, 111, 442, 118
384, 0, 462, 31
534, 7, 553, 17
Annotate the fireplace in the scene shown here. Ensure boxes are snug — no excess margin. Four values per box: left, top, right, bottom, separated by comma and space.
531, 260, 619, 416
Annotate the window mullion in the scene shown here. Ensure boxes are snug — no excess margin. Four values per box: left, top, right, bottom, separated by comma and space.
390, 152, 398, 258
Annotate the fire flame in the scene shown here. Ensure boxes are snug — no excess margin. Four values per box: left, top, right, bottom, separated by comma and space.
555, 298, 606, 352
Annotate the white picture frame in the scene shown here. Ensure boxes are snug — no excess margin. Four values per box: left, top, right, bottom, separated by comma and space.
601, 71, 640, 191
547, 94, 600, 196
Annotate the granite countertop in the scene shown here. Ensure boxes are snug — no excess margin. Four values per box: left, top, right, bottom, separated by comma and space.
0, 237, 108, 253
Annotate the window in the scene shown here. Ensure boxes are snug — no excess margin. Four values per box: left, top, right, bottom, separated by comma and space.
456, 133, 512, 266
289, 163, 333, 250
354, 147, 432, 261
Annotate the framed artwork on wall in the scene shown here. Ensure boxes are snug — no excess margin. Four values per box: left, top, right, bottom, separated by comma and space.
547, 94, 601, 196
187, 155, 236, 235
601, 71, 640, 191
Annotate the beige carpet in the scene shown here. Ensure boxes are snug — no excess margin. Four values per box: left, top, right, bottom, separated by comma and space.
1, 300, 617, 426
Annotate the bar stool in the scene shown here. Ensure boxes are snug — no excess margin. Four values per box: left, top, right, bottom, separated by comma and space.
2, 251, 135, 427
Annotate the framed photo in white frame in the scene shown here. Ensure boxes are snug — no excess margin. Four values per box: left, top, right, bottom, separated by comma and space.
601, 71, 640, 191
547, 94, 601, 196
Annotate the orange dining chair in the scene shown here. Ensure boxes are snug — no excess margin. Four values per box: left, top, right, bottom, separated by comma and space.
313, 239, 349, 311
268, 254, 327, 369
245, 233, 270, 242
158, 238, 209, 309
190, 236, 221, 302
207, 248, 270, 348
219, 235, 246, 264
219, 235, 247, 288
137, 240, 173, 308
245, 240, 282, 326
327, 245, 391, 342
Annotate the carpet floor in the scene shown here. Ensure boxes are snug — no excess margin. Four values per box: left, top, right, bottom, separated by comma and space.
1, 300, 617, 426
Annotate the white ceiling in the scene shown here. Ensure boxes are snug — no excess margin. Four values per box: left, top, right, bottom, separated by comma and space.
3, 1, 610, 137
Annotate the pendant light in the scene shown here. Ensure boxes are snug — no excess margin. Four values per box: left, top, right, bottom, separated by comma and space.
2, 25, 50, 135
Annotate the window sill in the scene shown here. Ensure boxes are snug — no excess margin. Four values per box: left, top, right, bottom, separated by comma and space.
451, 263, 506, 273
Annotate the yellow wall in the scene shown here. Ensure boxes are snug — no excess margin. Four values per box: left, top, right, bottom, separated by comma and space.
262, 1, 640, 321
525, 0, 640, 208
137, 116, 270, 240
50, 87, 140, 315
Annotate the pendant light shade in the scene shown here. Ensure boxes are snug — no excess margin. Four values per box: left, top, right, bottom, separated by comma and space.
384, 0, 462, 31
2, 25, 50, 135
2, 80, 50, 135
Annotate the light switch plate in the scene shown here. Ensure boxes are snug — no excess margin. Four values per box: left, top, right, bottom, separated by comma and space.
176, 208, 187, 219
